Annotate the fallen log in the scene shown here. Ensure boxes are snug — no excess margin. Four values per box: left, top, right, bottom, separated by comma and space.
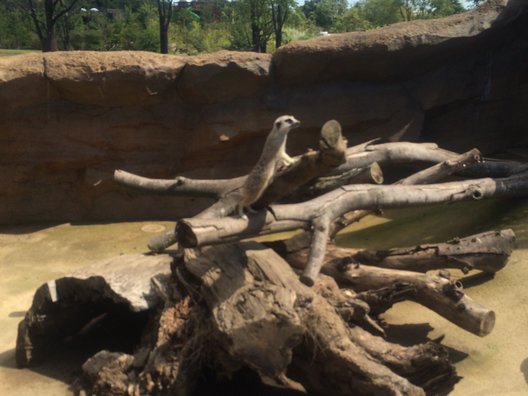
351, 229, 516, 274
16, 254, 172, 367
268, 229, 516, 275
64, 242, 457, 395
269, 230, 512, 337
340, 265, 495, 337
180, 242, 453, 395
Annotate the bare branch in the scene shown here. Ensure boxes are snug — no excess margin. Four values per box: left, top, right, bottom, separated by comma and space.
114, 169, 243, 198
300, 216, 331, 286
178, 172, 528, 248
336, 264, 496, 337
329, 148, 482, 237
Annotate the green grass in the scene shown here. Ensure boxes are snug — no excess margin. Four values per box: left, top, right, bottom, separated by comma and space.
0, 49, 39, 56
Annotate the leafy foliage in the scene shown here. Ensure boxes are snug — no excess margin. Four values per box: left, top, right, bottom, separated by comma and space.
0, 0, 469, 54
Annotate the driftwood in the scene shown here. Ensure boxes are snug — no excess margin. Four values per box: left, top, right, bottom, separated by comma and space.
15, 126, 526, 395
69, 242, 457, 395
267, 228, 515, 336
178, 171, 528, 284
18, 228, 511, 395
272, 229, 516, 274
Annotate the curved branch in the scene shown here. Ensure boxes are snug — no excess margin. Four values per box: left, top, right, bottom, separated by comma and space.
267, 229, 516, 275
397, 148, 482, 185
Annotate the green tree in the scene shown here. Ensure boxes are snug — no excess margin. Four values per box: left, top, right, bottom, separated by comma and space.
302, 0, 348, 31
358, 0, 402, 27
14, 0, 82, 51
429, 0, 464, 17
0, 3, 38, 49
229, 0, 273, 52
56, 7, 82, 50
338, 6, 372, 31
411, 0, 464, 18
354, 0, 465, 29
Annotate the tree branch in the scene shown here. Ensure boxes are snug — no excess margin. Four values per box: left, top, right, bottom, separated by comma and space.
300, 216, 331, 286
328, 148, 482, 237
114, 169, 243, 198
178, 172, 528, 248
351, 229, 516, 274
53, 0, 80, 23
335, 264, 496, 337
340, 142, 526, 178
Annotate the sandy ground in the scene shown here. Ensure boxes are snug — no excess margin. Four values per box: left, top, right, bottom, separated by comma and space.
0, 221, 174, 396
1, 198, 528, 395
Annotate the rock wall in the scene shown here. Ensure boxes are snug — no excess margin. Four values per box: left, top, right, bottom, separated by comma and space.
1, 0, 527, 225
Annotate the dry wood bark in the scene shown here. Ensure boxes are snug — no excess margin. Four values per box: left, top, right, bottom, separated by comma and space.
62, 244, 456, 395
351, 229, 516, 273
114, 143, 522, 199
67, 135, 524, 394
178, 170, 528, 284
181, 242, 452, 395
268, 229, 516, 275
337, 142, 527, 178
268, 229, 513, 336
115, 141, 525, 255
20, 233, 508, 395
320, 148, 481, 240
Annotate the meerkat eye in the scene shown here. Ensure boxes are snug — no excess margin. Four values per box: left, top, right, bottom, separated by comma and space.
286, 119, 293, 125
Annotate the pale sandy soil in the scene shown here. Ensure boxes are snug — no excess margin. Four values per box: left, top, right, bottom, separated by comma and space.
1, 198, 528, 395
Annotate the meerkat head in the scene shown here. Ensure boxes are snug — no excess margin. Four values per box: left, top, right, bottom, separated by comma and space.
273, 115, 300, 134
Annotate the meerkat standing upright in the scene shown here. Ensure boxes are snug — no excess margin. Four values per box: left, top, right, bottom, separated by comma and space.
237, 115, 301, 216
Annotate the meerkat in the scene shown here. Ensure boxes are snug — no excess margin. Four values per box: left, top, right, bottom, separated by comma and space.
237, 115, 301, 216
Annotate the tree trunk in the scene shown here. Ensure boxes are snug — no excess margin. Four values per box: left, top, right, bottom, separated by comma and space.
275, 28, 282, 49
251, 21, 260, 52
41, 34, 58, 52
274, 3, 284, 48
159, 24, 169, 54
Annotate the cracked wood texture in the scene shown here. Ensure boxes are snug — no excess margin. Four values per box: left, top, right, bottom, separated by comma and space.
182, 242, 453, 395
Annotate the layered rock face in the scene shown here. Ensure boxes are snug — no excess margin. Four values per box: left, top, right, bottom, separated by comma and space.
1, 0, 527, 224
